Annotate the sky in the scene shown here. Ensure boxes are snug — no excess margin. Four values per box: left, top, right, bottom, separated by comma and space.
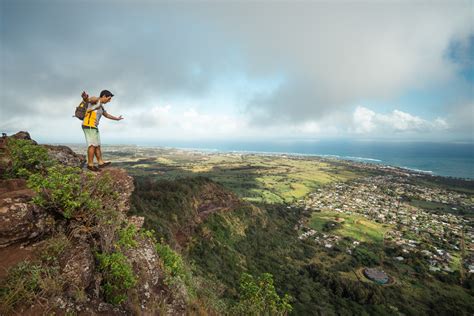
0, 0, 473, 144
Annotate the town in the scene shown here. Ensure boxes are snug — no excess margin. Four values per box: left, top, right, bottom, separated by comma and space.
297, 174, 474, 276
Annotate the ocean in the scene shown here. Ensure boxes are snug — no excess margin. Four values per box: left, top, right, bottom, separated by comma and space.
152, 140, 474, 180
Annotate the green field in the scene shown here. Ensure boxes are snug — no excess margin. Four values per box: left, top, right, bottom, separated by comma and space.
103, 147, 371, 203
309, 211, 392, 244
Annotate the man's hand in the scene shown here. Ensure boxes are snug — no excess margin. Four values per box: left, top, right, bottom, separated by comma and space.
117, 115, 124, 121
81, 91, 89, 102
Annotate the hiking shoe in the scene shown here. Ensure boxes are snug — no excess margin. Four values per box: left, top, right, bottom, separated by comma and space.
87, 165, 99, 172
98, 161, 111, 168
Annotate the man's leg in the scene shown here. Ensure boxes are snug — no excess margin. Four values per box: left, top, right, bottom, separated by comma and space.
87, 145, 95, 166
94, 146, 104, 165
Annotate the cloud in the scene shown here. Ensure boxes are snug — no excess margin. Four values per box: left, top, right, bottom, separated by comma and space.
201, 1, 472, 124
0, 1, 472, 142
353, 107, 377, 134
352, 106, 449, 134
120, 105, 245, 140
136, 105, 172, 127
0, 1, 239, 119
445, 101, 474, 136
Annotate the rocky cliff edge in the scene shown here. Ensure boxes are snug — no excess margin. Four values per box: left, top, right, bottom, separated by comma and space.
0, 132, 187, 315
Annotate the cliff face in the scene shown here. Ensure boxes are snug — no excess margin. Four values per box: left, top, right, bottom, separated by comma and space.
131, 176, 242, 250
0, 133, 187, 315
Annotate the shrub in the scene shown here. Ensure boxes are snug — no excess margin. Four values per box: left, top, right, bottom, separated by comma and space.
117, 224, 138, 249
155, 240, 188, 283
322, 221, 342, 232
351, 246, 380, 267
27, 165, 100, 219
233, 272, 293, 316
27, 164, 119, 220
5, 138, 54, 178
96, 251, 137, 305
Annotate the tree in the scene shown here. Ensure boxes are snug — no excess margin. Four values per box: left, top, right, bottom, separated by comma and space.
233, 272, 293, 315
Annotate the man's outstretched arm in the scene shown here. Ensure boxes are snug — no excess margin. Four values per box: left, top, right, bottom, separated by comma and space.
103, 112, 124, 121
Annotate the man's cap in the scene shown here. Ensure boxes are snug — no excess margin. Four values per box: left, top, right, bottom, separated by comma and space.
100, 90, 114, 98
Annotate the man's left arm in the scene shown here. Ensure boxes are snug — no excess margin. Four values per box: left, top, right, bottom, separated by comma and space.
103, 112, 124, 121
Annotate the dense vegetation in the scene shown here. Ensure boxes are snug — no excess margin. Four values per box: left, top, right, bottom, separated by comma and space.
130, 175, 474, 315
2, 138, 54, 179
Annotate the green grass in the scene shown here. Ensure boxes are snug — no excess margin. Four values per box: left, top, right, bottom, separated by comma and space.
309, 211, 391, 244
0, 234, 70, 313
110, 148, 369, 204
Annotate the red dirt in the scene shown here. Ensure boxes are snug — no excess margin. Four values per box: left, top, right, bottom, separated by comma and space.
0, 243, 39, 280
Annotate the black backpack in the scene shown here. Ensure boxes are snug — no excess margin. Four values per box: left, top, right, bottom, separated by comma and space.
74, 101, 87, 120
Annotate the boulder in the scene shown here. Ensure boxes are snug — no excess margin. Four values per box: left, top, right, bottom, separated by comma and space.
0, 132, 85, 171
0, 183, 55, 248
61, 240, 95, 298
123, 235, 187, 315
11, 131, 37, 144
96, 168, 134, 214
43, 145, 86, 168
128, 216, 145, 230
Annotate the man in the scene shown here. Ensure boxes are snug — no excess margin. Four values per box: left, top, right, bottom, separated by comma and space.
81, 89, 123, 171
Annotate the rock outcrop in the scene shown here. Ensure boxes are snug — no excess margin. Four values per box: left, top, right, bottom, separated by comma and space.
0, 131, 86, 174
10, 131, 37, 144
0, 133, 86, 249
0, 132, 187, 315
0, 179, 55, 248
100, 168, 135, 214
43, 144, 86, 168
61, 241, 95, 298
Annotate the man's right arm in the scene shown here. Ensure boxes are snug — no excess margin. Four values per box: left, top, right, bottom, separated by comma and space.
81, 91, 99, 104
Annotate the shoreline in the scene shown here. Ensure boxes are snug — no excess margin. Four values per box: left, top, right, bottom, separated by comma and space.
162, 147, 474, 181
64, 143, 474, 181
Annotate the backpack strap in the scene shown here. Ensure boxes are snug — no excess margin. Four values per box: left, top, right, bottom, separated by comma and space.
86, 102, 102, 113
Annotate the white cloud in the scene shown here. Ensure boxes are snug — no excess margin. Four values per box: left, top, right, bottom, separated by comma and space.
136, 105, 172, 127
434, 118, 449, 130
234, 1, 472, 123
379, 110, 427, 132
120, 106, 246, 140
180, 108, 242, 136
446, 101, 474, 134
296, 121, 321, 134
353, 107, 377, 133
352, 106, 449, 134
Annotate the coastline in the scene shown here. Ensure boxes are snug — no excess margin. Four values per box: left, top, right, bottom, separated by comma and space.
166, 147, 472, 181
63, 143, 474, 181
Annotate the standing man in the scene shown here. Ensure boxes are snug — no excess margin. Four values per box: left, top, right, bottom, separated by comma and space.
81, 90, 123, 171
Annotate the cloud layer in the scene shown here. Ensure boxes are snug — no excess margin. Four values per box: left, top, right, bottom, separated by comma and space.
0, 0, 472, 142
352, 106, 448, 134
